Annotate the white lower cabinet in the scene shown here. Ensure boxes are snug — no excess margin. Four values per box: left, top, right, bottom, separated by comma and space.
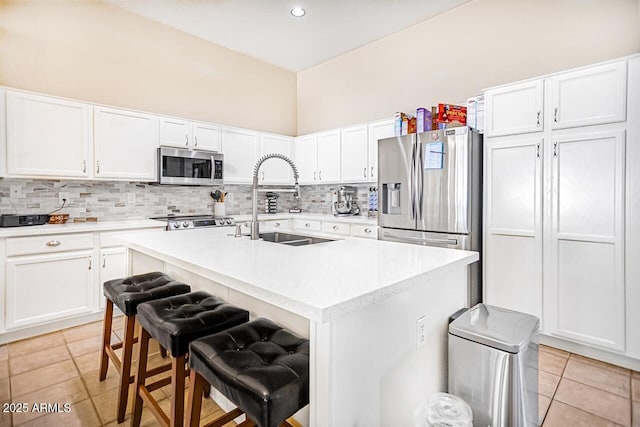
484, 136, 543, 321
544, 129, 626, 351
6, 250, 94, 329
485, 128, 627, 354
99, 247, 127, 310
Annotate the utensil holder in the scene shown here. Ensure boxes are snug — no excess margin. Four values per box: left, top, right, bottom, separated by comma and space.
214, 202, 226, 218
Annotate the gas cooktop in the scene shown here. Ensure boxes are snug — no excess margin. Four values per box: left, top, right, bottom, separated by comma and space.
151, 215, 235, 231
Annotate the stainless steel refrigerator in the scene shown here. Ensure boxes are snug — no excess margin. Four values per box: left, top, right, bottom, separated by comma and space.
378, 126, 482, 306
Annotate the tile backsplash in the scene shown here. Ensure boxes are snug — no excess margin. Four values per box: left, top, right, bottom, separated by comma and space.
0, 179, 372, 221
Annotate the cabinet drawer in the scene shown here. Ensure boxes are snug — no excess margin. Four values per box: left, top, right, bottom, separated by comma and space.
351, 224, 377, 239
321, 221, 350, 236
262, 219, 290, 230
292, 219, 322, 231
7, 233, 94, 256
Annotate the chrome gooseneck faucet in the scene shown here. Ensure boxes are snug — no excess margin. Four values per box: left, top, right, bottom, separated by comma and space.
251, 154, 300, 240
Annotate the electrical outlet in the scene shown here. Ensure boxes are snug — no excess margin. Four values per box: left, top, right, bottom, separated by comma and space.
225, 193, 234, 203
58, 192, 69, 205
127, 193, 136, 205
10, 185, 21, 198
416, 315, 426, 349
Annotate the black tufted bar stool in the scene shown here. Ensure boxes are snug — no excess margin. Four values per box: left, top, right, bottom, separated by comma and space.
131, 291, 250, 427
99, 271, 191, 423
186, 318, 310, 427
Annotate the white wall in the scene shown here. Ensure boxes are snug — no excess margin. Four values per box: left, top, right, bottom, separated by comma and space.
0, 0, 297, 135
297, 0, 640, 134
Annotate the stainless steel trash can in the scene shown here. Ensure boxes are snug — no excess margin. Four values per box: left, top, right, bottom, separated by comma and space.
448, 304, 539, 427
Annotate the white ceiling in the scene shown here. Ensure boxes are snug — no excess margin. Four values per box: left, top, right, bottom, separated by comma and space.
103, 0, 471, 72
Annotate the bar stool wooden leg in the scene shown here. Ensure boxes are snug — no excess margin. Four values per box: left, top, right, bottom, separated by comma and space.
170, 355, 186, 427
99, 299, 114, 381
160, 346, 168, 358
131, 328, 150, 427
117, 314, 136, 423
185, 370, 204, 427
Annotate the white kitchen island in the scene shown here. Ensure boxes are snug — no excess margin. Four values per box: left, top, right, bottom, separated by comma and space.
118, 227, 478, 427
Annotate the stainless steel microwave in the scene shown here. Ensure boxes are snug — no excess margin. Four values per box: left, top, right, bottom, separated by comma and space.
158, 147, 223, 186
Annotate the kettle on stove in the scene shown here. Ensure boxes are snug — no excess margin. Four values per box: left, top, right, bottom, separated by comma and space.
332, 186, 360, 216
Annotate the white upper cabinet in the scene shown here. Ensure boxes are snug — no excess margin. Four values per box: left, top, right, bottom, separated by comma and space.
259, 134, 293, 185
6, 91, 90, 178
159, 117, 221, 152
159, 117, 191, 148
294, 135, 318, 185
340, 125, 369, 183
317, 130, 341, 183
484, 136, 543, 321
93, 106, 158, 180
544, 129, 626, 351
222, 128, 259, 184
548, 61, 627, 130
484, 79, 544, 137
367, 119, 394, 183
192, 122, 221, 152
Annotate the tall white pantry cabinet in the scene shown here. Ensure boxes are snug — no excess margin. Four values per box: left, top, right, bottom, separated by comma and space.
484, 56, 639, 367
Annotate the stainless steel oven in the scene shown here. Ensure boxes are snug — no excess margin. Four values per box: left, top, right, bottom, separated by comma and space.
158, 147, 223, 186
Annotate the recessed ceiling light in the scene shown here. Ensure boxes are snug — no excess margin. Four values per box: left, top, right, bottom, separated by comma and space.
290, 7, 305, 18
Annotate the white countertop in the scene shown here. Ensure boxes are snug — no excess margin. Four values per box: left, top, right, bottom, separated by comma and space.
118, 227, 478, 323
0, 213, 374, 238
0, 219, 165, 238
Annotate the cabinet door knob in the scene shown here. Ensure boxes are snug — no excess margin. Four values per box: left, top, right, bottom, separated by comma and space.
275, 222, 280, 227
364, 228, 372, 233
319, 170, 322, 181
553, 142, 558, 157
536, 143, 541, 158
305, 223, 310, 227
536, 111, 541, 127
332, 225, 339, 230
314, 171, 317, 181
96, 161, 100, 174
88, 257, 92, 270
45, 240, 61, 247
194, 136, 198, 147
185, 135, 189, 146
554, 107, 559, 124
364, 167, 367, 178
82, 160, 87, 173
371, 166, 374, 178
102, 255, 106, 268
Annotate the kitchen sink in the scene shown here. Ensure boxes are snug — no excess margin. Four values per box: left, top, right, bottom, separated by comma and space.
259, 232, 334, 246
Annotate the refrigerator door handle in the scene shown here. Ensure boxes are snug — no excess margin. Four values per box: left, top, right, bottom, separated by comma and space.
410, 141, 417, 219
417, 142, 424, 220
382, 232, 458, 246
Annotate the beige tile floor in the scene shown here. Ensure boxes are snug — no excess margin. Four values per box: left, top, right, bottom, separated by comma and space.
0, 317, 232, 426
538, 345, 640, 427
0, 320, 639, 426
